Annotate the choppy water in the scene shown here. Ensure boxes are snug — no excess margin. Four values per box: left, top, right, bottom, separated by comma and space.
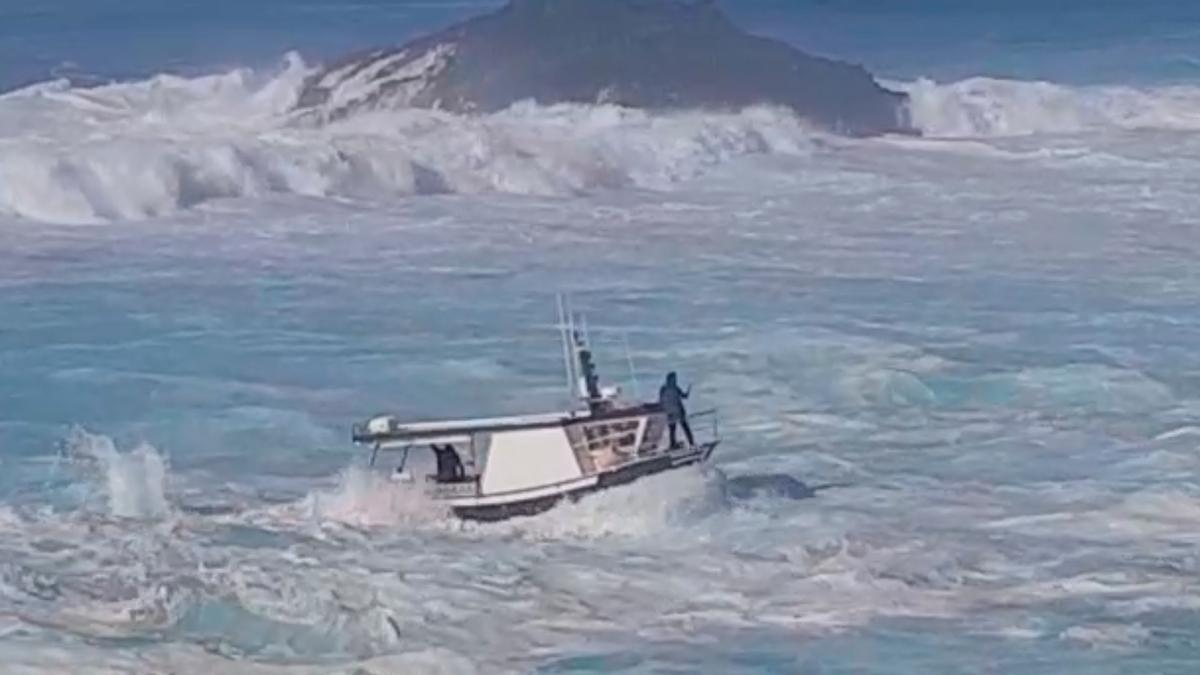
3, 2, 1200, 673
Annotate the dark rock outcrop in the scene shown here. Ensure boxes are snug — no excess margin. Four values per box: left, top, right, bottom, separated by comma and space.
295, 0, 911, 136
723, 473, 849, 501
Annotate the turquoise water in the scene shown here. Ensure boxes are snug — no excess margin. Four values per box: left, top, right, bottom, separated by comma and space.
3, 2, 1200, 673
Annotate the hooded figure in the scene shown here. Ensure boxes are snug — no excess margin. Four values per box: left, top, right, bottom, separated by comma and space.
659, 371, 695, 448
433, 444, 464, 482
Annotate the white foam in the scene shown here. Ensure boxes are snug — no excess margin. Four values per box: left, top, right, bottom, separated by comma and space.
310, 43, 457, 120
899, 76, 1200, 138
0, 641, 483, 675
13, 59, 1200, 224
0, 55, 816, 224
296, 465, 450, 529
7, 57, 1200, 224
470, 465, 724, 540
1060, 622, 1151, 648
1153, 425, 1200, 441
982, 488, 1200, 545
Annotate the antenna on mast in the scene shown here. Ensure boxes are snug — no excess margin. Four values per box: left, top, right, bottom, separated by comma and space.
622, 331, 641, 400
556, 293, 577, 403
558, 292, 610, 411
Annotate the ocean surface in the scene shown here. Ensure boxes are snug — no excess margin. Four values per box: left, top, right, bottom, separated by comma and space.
3, 1, 1200, 673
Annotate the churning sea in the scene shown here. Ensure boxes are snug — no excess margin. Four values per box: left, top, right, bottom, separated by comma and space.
2, 1, 1200, 673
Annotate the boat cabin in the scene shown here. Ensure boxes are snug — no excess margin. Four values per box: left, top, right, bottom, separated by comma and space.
350, 297, 719, 520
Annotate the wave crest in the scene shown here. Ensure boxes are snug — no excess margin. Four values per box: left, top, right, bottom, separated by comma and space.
902, 76, 1200, 137
0, 54, 816, 224
7, 54, 1200, 223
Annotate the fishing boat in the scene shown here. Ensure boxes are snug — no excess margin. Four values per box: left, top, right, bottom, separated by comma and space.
350, 297, 719, 521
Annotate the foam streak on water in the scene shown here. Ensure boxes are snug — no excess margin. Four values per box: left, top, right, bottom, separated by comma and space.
2, 58, 1200, 674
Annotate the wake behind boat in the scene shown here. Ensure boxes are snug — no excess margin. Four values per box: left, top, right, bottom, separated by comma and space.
351, 298, 719, 522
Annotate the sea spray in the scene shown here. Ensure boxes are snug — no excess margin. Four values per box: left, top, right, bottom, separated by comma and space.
63, 428, 171, 519
473, 465, 726, 540
305, 464, 449, 528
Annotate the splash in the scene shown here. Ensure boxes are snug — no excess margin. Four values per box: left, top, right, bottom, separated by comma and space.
900, 76, 1200, 137
0, 54, 817, 224
63, 429, 171, 519
301, 465, 450, 529
474, 465, 726, 540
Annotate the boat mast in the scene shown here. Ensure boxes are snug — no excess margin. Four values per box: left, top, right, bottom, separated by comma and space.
622, 331, 641, 400
557, 293, 605, 413
556, 294, 578, 403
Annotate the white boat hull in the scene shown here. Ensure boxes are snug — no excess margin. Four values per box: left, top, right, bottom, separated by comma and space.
445, 441, 718, 522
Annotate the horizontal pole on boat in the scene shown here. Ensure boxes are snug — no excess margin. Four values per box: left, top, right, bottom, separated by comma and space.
372, 434, 473, 449
352, 404, 668, 444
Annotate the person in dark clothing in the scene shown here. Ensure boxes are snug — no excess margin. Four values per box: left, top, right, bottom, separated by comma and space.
432, 444, 465, 482
432, 444, 452, 481
659, 371, 694, 448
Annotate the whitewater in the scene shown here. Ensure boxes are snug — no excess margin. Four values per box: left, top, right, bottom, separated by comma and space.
4, 42, 1200, 675
8, 54, 1200, 225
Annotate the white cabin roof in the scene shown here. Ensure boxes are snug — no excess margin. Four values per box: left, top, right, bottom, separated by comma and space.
353, 402, 662, 444
397, 410, 583, 432
354, 408, 587, 444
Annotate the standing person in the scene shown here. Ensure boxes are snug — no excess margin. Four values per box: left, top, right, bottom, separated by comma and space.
659, 371, 694, 448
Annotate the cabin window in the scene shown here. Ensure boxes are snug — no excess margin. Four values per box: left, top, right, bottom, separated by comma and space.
582, 420, 639, 454
638, 415, 666, 455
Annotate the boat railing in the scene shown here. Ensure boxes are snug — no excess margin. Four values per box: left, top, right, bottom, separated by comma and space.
688, 408, 719, 444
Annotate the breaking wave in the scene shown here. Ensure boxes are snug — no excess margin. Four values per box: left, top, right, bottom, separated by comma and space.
0, 54, 816, 224
6, 53, 1200, 224
900, 76, 1200, 137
